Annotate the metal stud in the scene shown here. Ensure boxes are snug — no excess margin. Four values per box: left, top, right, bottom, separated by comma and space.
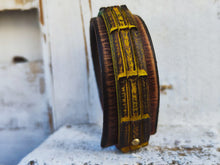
131, 138, 140, 146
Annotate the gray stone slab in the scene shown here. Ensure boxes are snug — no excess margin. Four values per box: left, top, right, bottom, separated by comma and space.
19, 124, 220, 165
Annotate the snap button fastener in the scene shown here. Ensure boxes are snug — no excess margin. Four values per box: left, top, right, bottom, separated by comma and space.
131, 138, 140, 146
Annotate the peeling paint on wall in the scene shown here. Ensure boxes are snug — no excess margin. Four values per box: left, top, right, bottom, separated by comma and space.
39, 77, 45, 94
79, 0, 90, 105
29, 61, 44, 74
15, 0, 35, 5
43, 34, 47, 42
27, 61, 44, 82
79, 0, 89, 75
39, 0, 44, 25
47, 104, 54, 133
88, 0, 92, 16
0, 0, 38, 11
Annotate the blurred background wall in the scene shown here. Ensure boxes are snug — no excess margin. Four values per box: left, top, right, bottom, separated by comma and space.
0, 1, 50, 164
0, 0, 220, 164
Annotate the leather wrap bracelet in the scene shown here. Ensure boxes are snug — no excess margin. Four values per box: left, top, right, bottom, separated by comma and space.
90, 5, 160, 152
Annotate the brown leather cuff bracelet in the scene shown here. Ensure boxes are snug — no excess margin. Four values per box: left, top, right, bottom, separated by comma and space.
90, 5, 160, 152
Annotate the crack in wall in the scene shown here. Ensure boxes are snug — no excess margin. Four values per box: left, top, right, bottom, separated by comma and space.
88, 0, 92, 16
79, 0, 90, 122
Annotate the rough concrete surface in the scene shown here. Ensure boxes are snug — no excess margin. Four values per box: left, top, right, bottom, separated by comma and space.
19, 124, 220, 165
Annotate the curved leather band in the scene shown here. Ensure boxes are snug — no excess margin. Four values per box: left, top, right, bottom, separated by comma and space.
90, 5, 159, 152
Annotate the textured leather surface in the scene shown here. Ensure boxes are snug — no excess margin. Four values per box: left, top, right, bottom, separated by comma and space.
90, 5, 159, 152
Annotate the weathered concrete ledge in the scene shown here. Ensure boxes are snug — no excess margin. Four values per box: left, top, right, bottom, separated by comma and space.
19, 124, 220, 165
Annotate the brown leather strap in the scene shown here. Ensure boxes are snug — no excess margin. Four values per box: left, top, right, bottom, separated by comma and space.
90, 5, 159, 152
134, 15, 160, 134
90, 17, 118, 147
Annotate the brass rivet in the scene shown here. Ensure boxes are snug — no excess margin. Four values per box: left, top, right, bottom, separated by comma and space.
131, 138, 140, 146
